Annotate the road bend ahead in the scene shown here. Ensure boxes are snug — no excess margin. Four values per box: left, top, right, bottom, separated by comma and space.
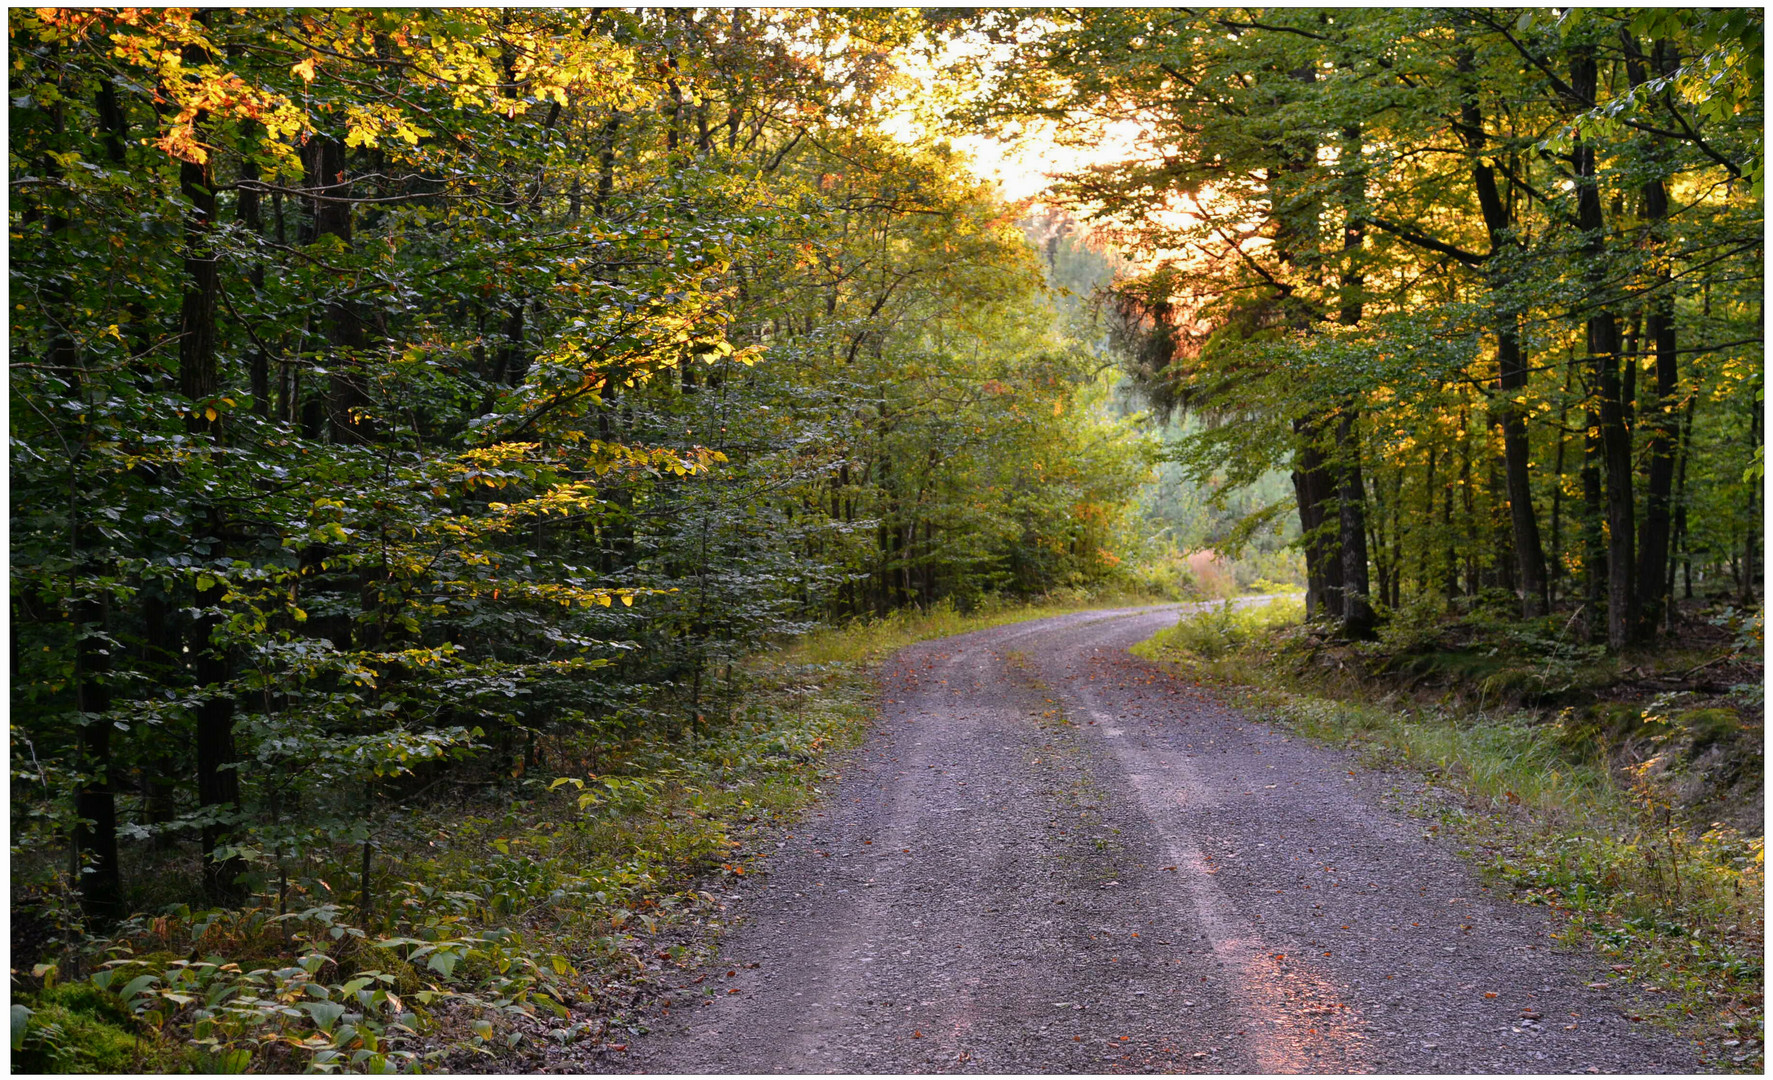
603, 605, 1694, 1074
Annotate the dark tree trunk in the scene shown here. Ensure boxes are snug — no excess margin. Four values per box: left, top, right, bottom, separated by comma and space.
1495, 326, 1549, 616
73, 592, 122, 923
1580, 402, 1607, 645
1666, 394, 1696, 622
1419, 447, 1437, 598
178, 152, 220, 430
43, 84, 124, 922
1571, 47, 1635, 651
1625, 37, 1680, 640
1335, 411, 1377, 639
194, 573, 246, 904
301, 135, 371, 444
1439, 441, 1453, 602
236, 151, 270, 418
1293, 417, 1343, 621
595, 115, 620, 213
1456, 51, 1548, 616
174, 36, 245, 903
1549, 360, 1577, 605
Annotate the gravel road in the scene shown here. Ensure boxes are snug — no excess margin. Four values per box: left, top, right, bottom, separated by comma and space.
598, 605, 1698, 1074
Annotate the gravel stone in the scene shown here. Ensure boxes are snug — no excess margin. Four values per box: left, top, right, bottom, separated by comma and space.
593, 606, 1697, 1074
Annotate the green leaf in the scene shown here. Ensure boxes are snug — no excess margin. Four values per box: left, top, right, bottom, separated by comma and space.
299, 1000, 348, 1032
426, 950, 461, 978
11, 1005, 32, 1052
120, 974, 160, 1004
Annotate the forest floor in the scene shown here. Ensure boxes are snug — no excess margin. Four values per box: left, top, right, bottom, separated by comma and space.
573, 605, 1699, 1073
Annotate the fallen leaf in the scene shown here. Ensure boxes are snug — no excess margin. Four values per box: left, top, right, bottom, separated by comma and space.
1485, 992, 1498, 999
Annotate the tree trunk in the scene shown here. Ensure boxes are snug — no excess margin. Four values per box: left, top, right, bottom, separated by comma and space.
1495, 327, 1549, 616
1571, 46, 1635, 651
73, 591, 121, 923
1626, 37, 1679, 640
1456, 52, 1548, 616
194, 572, 246, 904
1293, 417, 1342, 621
174, 36, 245, 903
1580, 401, 1607, 645
236, 150, 270, 418
301, 135, 371, 444
1335, 410, 1377, 639
1666, 394, 1696, 622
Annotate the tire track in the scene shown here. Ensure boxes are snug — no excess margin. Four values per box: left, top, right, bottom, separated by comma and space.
596, 605, 1696, 1074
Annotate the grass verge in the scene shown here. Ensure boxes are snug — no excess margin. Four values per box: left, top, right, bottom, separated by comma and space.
1133, 600, 1764, 1073
10, 590, 1154, 1074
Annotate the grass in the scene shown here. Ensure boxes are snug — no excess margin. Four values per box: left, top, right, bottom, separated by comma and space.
12, 588, 1161, 1074
784, 588, 1167, 666
1133, 602, 1765, 1072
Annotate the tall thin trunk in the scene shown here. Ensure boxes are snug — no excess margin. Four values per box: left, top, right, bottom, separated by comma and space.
301, 135, 370, 444
176, 32, 245, 903
1625, 36, 1681, 640
1549, 359, 1576, 604
594, 115, 620, 213
73, 591, 121, 922
1420, 447, 1437, 599
1571, 46, 1636, 650
1443, 441, 1461, 605
1336, 411, 1376, 639
39, 80, 125, 922
1743, 404, 1761, 604
236, 150, 269, 418
1293, 418, 1342, 621
1457, 50, 1548, 615
1580, 400, 1607, 645
1666, 393, 1696, 620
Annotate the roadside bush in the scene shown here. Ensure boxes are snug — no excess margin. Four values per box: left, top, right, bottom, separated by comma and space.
1135, 597, 1305, 661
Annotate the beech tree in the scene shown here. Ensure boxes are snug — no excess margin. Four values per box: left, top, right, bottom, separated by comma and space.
980, 6, 1762, 647
11, 7, 1148, 922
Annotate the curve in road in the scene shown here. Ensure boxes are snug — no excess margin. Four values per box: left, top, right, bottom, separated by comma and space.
602, 605, 1695, 1074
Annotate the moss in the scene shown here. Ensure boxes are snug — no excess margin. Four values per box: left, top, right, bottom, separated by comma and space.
14, 983, 148, 1074
1675, 708, 1746, 755
1552, 702, 1649, 759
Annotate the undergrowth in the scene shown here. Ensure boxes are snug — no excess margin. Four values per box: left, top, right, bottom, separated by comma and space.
1134, 600, 1765, 1073
10, 590, 1139, 1074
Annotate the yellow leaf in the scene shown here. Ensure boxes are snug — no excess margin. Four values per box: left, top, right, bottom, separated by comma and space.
620, 594, 633, 607
204, 406, 218, 421
292, 56, 317, 83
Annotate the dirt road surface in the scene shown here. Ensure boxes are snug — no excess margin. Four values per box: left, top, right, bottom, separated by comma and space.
597, 606, 1697, 1073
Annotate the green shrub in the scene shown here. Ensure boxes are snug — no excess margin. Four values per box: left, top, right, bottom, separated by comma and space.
14, 981, 154, 1074
1134, 596, 1305, 661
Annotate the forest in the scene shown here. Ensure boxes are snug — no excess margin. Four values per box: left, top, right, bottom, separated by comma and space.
9, 7, 1762, 1073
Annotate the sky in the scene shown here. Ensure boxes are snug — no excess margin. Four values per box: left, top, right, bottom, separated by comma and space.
950, 120, 1143, 204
